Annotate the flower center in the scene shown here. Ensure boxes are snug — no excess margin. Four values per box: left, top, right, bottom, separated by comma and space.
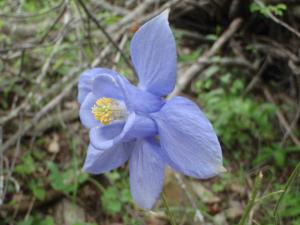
92, 97, 126, 125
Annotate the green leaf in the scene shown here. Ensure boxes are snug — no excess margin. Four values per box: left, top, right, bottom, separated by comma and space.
206, 34, 218, 41
250, 2, 287, 17
204, 65, 220, 78
178, 48, 202, 63
77, 172, 89, 184
105, 171, 121, 182
47, 162, 73, 193
39, 217, 54, 225
104, 15, 121, 25
33, 188, 46, 201
121, 188, 132, 203
72, 223, 97, 225
250, 2, 261, 13
28, 180, 46, 201
220, 73, 231, 85
101, 187, 122, 214
16, 217, 34, 225
274, 148, 285, 168
212, 183, 225, 193
15, 153, 36, 175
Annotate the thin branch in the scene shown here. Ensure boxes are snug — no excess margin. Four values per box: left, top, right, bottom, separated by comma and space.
90, 0, 129, 16
112, 33, 129, 70
0, 34, 116, 153
169, 17, 243, 98
107, 0, 157, 34
0, 16, 79, 54
2, 116, 22, 204
174, 173, 205, 224
39, 3, 68, 43
245, 57, 269, 93
263, 87, 300, 146
33, 8, 69, 80
36, 34, 64, 84
77, 0, 137, 78
0, 77, 78, 154
254, 0, 300, 39
29, 110, 78, 136
195, 57, 257, 71
0, 1, 65, 20
281, 75, 300, 145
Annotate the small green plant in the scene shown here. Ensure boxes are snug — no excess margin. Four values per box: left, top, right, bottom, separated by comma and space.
96, 11, 121, 25
274, 162, 300, 224
16, 215, 54, 225
72, 223, 97, 225
205, 34, 219, 41
122, 214, 141, 225
195, 73, 276, 150
254, 144, 300, 168
178, 48, 203, 63
250, 2, 287, 17
47, 161, 88, 195
15, 152, 36, 175
101, 186, 122, 214
28, 180, 46, 201
278, 192, 300, 222
100, 185, 132, 215
205, 26, 221, 41
90, 170, 134, 216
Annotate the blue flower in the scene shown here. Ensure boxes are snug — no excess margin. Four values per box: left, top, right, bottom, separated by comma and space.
78, 10, 223, 209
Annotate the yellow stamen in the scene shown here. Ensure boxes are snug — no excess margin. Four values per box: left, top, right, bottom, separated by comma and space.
92, 97, 125, 125
92, 98, 114, 125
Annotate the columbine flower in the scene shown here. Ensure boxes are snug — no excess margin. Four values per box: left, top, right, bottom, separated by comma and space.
78, 10, 223, 209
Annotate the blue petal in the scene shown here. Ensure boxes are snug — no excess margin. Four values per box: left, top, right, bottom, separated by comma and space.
78, 88, 90, 105
79, 92, 100, 129
90, 113, 158, 150
123, 114, 157, 140
130, 10, 176, 96
126, 86, 165, 113
92, 74, 124, 100
151, 97, 223, 179
83, 142, 134, 174
129, 139, 165, 209
116, 76, 164, 113
90, 121, 126, 150
78, 68, 120, 104
81, 67, 164, 113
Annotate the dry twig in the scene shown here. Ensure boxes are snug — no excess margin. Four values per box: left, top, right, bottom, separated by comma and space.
263, 87, 300, 146
174, 173, 205, 224
254, 0, 300, 39
169, 17, 243, 98
77, 0, 137, 78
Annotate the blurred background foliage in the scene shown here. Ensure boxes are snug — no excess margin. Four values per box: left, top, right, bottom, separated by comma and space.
0, 0, 299, 225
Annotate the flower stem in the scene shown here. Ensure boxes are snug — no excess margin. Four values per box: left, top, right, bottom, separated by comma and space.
161, 192, 177, 225
238, 171, 263, 225
274, 161, 300, 222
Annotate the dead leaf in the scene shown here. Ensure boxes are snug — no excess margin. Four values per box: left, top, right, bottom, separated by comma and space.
65, 101, 78, 109
147, 211, 168, 225
226, 200, 244, 219
47, 134, 60, 154
229, 183, 246, 196
54, 199, 86, 225
190, 181, 221, 203
213, 212, 228, 225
